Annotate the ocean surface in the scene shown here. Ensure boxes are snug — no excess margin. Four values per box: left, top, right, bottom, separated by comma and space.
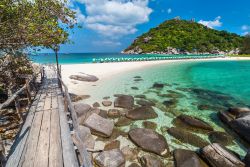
29, 53, 220, 64
31, 53, 250, 157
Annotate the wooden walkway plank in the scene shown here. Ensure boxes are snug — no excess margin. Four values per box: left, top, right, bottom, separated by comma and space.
49, 109, 63, 167
5, 89, 43, 167
58, 95, 79, 167
33, 109, 51, 167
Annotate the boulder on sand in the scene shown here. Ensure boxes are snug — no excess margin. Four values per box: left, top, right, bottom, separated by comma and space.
126, 106, 158, 120
129, 128, 169, 156
74, 103, 99, 124
140, 154, 165, 167
79, 126, 95, 149
94, 149, 125, 167
176, 114, 213, 131
167, 127, 209, 148
201, 143, 245, 167
114, 95, 134, 109
174, 149, 208, 167
69, 73, 99, 82
84, 113, 114, 137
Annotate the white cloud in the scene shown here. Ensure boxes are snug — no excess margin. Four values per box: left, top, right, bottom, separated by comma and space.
242, 32, 249, 36
73, 8, 86, 23
242, 25, 250, 31
92, 40, 121, 46
167, 8, 172, 14
74, 0, 152, 37
198, 16, 222, 29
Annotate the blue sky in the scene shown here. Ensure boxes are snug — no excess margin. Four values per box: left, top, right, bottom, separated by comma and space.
42, 0, 250, 53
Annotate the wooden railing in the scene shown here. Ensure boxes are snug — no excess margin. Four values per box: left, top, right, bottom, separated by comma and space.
57, 70, 92, 167
0, 67, 45, 167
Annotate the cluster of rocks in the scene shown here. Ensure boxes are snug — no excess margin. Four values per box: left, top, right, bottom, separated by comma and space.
123, 46, 240, 55
72, 79, 250, 167
69, 73, 99, 82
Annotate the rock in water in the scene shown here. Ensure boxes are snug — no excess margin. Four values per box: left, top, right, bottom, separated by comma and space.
228, 107, 250, 117
143, 121, 157, 130
230, 115, 250, 143
152, 83, 164, 89
174, 149, 209, 167
114, 95, 134, 109
69, 74, 99, 82
79, 126, 95, 149
208, 131, 233, 146
102, 100, 112, 107
140, 154, 165, 167
176, 114, 213, 131
121, 146, 139, 161
74, 103, 91, 117
115, 117, 132, 127
136, 99, 155, 106
126, 106, 158, 120
201, 143, 245, 167
104, 140, 120, 151
93, 102, 100, 108
108, 109, 121, 118
84, 113, 114, 137
167, 127, 209, 147
94, 149, 125, 167
128, 128, 169, 156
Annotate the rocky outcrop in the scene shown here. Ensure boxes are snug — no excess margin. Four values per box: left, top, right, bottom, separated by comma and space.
84, 113, 114, 137
175, 114, 213, 131
167, 127, 209, 147
139, 154, 164, 167
94, 149, 125, 167
129, 128, 169, 156
126, 106, 158, 120
174, 149, 208, 167
201, 143, 245, 167
69, 73, 99, 82
114, 95, 134, 109
218, 107, 250, 143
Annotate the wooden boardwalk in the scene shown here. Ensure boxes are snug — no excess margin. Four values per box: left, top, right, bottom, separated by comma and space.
5, 67, 79, 167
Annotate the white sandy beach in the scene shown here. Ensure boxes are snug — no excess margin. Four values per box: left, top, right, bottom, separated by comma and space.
61, 56, 250, 95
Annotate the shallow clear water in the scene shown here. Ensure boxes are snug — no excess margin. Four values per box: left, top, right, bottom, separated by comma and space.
82, 60, 250, 157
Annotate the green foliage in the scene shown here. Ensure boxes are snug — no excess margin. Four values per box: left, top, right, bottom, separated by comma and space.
125, 19, 244, 53
0, 0, 76, 53
240, 34, 250, 54
0, 54, 34, 93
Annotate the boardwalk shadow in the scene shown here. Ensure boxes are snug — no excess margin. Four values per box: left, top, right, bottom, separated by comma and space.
6, 127, 30, 159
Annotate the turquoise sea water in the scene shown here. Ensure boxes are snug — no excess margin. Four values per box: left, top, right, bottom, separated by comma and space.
29, 53, 220, 64
80, 59, 250, 157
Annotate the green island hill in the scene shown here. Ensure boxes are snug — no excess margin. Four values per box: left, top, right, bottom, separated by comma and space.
123, 19, 245, 55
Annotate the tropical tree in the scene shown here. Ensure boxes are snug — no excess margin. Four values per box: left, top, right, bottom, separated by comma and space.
240, 34, 250, 54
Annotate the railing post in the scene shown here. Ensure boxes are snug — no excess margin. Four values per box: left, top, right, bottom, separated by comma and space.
14, 95, 23, 123
25, 79, 32, 104
0, 135, 6, 167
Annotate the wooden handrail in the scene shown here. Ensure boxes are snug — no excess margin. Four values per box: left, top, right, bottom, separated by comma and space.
57, 75, 92, 167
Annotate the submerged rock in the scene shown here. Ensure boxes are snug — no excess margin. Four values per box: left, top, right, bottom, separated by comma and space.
93, 102, 100, 108
70, 93, 90, 102
84, 113, 114, 137
114, 95, 134, 109
136, 99, 155, 106
131, 87, 139, 90
167, 127, 209, 148
143, 121, 157, 130
69, 74, 99, 82
98, 109, 108, 118
175, 114, 213, 131
115, 117, 132, 127
94, 149, 125, 167
140, 154, 165, 167
102, 101, 112, 107
129, 128, 169, 156
163, 99, 178, 108
126, 106, 158, 120
174, 149, 208, 167
134, 95, 146, 99
230, 115, 250, 143
152, 83, 164, 89
228, 107, 250, 118
201, 143, 245, 167
208, 131, 233, 146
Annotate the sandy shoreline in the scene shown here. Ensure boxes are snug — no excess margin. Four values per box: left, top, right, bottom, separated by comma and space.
61, 56, 250, 94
